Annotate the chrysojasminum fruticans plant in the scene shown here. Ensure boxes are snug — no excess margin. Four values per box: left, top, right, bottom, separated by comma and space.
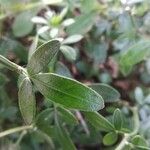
0, 40, 104, 121
0, 40, 150, 150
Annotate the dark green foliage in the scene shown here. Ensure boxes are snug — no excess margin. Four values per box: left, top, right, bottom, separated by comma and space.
0, 0, 150, 149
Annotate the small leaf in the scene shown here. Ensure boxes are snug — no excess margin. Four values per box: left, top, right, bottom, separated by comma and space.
84, 111, 114, 131
18, 78, 36, 124
120, 40, 150, 75
27, 40, 60, 75
86, 42, 108, 64
60, 45, 77, 61
12, 10, 35, 37
62, 35, 83, 45
103, 132, 118, 146
113, 109, 123, 130
66, 11, 96, 35
31, 73, 104, 111
89, 83, 120, 103
55, 124, 76, 150
55, 62, 72, 78
131, 135, 148, 148
58, 106, 78, 124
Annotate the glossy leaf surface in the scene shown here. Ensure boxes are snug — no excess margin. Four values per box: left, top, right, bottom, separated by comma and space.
32, 73, 104, 111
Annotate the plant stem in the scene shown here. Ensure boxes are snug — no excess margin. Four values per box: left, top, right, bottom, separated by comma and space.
75, 111, 90, 135
115, 107, 139, 150
15, 130, 27, 145
0, 125, 33, 138
0, 55, 26, 75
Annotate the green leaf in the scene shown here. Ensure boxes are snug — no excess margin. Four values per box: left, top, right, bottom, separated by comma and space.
62, 35, 83, 45
84, 111, 114, 131
89, 83, 120, 103
131, 135, 148, 148
55, 62, 72, 78
27, 40, 60, 75
120, 41, 150, 75
103, 132, 118, 146
18, 78, 36, 124
113, 109, 123, 130
0, 38, 28, 63
81, 0, 99, 13
12, 10, 35, 37
66, 11, 96, 35
60, 45, 77, 61
55, 124, 76, 150
31, 73, 104, 111
36, 108, 56, 138
86, 42, 108, 64
57, 106, 78, 125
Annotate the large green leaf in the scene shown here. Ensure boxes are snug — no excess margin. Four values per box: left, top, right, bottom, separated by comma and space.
119, 41, 150, 75
66, 11, 96, 35
31, 73, 104, 111
84, 112, 114, 131
27, 40, 60, 75
89, 83, 120, 103
18, 78, 36, 124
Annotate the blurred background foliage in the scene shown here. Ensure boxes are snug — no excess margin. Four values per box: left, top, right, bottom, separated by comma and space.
0, 0, 150, 149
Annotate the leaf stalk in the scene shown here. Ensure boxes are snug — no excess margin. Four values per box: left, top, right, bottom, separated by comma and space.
0, 125, 33, 138
0, 55, 26, 75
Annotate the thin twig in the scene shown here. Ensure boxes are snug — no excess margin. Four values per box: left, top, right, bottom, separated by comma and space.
0, 125, 33, 138
75, 111, 90, 135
